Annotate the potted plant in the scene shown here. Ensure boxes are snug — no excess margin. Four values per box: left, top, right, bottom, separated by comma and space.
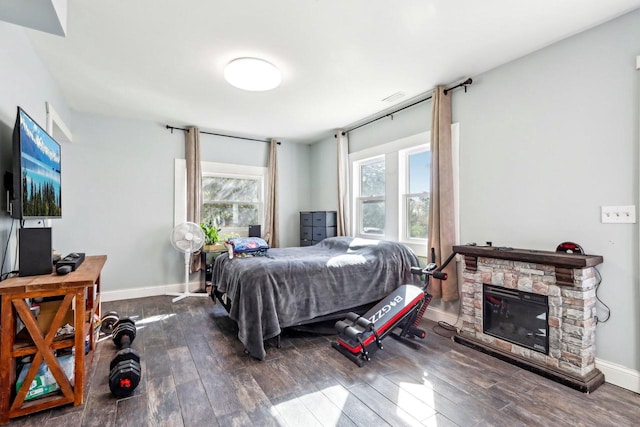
200, 220, 221, 249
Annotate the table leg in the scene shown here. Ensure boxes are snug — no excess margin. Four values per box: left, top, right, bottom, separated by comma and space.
0, 296, 16, 425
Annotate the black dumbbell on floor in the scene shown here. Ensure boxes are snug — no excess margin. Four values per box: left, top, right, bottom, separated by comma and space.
109, 318, 142, 398
100, 311, 120, 335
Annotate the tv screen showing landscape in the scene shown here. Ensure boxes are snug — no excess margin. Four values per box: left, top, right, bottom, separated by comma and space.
15, 108, 61, 218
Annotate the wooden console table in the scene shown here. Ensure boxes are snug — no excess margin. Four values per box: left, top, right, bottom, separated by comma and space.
0, 255, 106, 424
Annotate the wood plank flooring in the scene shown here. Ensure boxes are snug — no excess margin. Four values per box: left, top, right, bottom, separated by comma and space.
9, 295, 639, 426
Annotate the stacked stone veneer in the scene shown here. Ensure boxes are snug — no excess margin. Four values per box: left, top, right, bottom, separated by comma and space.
461, 257, 598, 378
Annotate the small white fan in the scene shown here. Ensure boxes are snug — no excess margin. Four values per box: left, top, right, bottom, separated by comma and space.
167, 222, 209, 303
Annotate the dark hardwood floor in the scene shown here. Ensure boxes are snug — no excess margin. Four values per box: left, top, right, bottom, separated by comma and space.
10, 295, 640, 426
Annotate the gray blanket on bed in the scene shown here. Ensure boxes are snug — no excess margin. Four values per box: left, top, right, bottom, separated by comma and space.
212, 236, 420, 360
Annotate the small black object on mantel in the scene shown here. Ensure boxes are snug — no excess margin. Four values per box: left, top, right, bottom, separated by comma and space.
556, 242, 585, 255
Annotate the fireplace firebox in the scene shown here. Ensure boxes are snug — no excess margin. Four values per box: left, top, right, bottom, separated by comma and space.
483, 285, 549, 354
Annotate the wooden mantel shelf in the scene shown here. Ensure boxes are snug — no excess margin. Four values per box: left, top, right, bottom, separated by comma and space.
452, 245, 603, 269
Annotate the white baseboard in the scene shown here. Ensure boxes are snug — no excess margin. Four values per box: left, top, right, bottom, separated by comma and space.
595, 358, 640, 393
100, 281, 205, 302
422, 307, 640, 393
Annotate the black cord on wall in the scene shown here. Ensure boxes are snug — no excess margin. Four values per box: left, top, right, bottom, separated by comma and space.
594, 267, 611, 324
0, 218, 16, 281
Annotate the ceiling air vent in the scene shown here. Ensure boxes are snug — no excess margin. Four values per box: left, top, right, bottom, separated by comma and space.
382, 91, 405, 103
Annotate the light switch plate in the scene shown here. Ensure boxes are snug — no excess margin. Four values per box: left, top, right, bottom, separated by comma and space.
601, 205, 636, 224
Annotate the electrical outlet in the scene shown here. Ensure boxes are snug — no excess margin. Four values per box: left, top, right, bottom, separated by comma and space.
601, 205, 636, 224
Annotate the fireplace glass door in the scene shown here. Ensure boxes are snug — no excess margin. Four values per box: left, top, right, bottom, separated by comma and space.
483, 285, 549, 354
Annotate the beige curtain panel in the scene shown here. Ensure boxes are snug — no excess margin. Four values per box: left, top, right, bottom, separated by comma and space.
428, 87, 459, 301
336, 131, 350, 236
185, 127, 203, 273
263, 139, 279, 247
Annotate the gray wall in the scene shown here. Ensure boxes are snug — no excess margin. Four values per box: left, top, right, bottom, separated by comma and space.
54, 114, 310, 291
275, 140, 312, 246
53, 114, 185, 290
348, 102, 431, 154
310, 10, 640, 371
454, 9, 639, 371
0, 22, 72, 276
309, 134, 338, 211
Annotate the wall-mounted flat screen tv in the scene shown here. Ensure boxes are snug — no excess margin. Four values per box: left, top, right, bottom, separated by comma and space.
12, 107, 62, 219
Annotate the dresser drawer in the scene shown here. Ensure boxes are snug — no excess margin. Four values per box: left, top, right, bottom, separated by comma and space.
312, 211, 336, 227
326, 227, 337, 239
301, 227, 313, 241
311, 212, 326, 227
300, 212, 313, 227
300, 239, 313, 246
312, 227, 327, 241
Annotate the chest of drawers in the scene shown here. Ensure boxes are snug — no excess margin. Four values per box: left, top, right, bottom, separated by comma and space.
300, 211, 337, 246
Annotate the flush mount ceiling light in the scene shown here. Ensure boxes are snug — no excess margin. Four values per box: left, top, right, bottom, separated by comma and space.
224, 57, 282, 91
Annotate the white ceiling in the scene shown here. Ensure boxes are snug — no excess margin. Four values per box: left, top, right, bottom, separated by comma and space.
20, 0, 640, 144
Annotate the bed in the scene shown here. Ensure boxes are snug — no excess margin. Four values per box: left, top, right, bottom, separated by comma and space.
211, 236, 420, 360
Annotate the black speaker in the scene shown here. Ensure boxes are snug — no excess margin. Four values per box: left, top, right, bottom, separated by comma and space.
248, 224, 261, 237
19, 228, 52, 277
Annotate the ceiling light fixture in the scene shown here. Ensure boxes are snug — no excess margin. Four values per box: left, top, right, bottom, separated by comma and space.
224, 57, 282, 91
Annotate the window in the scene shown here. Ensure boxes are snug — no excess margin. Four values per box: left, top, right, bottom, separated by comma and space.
400, 146, 430, 243
351, 132, 429, 247
202, 175, 263, 229
349, 129, 459, 256
355, 156, 385, 235
173, 160, 267, 237
349, 125, 458, 257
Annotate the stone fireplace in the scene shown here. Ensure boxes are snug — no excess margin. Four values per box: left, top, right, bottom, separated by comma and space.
452, 244, 604, 392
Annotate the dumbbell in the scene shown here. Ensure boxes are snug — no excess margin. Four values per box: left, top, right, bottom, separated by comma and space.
100, 311, 120, 335
109, 318, 142, 398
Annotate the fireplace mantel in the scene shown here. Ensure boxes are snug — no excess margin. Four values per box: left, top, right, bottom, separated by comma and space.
453, 245, 603, 268
454, 244, 605, 392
